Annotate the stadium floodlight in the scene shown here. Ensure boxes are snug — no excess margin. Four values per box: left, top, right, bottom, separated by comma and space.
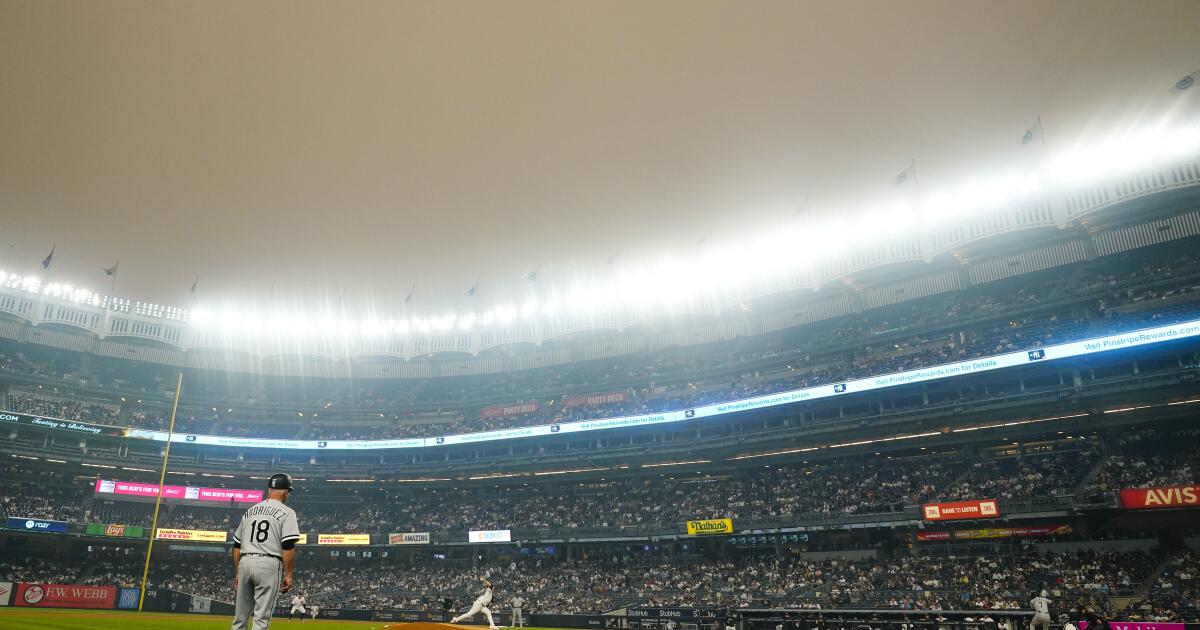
1047, 122, 1200, 188
10, 118, 1200, 341
361, 318, 389, 337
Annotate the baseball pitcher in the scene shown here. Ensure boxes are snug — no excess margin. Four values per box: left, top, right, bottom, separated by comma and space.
451, 577, 498, 629
1029, 592, 1051, 630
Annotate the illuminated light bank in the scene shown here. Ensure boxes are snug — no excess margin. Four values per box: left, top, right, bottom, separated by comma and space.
2, 122, 1198, 340
116, 316, 1200, 450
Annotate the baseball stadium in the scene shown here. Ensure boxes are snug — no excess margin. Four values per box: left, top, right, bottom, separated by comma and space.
2, 2, 1200, 630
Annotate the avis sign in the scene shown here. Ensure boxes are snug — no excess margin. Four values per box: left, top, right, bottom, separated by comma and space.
922, 499, 999, 521
1120, 485, 1200, 510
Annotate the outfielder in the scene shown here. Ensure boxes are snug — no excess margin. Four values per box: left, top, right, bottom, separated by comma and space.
1029, 591, 1051, 630
451, 577, 499, 629
510, 594, 526, 628
231, 473, 301, 630
290, 594, 307, 622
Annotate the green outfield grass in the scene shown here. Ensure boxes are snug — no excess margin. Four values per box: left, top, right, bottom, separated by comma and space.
0, 608, 564, 630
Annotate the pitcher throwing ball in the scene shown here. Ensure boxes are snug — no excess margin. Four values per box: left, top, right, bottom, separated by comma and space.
230, 473, 301, 630
1029, 591, 1051, 630
451, 576, 499, 629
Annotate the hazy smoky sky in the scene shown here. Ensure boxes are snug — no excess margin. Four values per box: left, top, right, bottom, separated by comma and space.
2, 0, 1198, 315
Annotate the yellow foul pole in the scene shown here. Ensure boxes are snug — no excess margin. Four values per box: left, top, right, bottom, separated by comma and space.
137, 370, 184, 611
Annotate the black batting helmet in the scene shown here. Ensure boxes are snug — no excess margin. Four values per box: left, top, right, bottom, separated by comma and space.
268, 473, 294, 492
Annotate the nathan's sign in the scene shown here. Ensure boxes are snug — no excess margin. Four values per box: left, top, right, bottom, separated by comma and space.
389, 532, 431, 545
918, 525, 1071, 541
85, 523, 146, 538
479, 401, 540, 420
318, 533, 370, 545
922, 499, 999, 521
686, 518, 734, 536
1120, 485, 1200, 510
155, 528, 228, 542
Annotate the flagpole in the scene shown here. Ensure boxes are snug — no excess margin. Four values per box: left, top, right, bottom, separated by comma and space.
1038, 116, 1048, 152
137, 370, 184, 611
910, 158, 921, 200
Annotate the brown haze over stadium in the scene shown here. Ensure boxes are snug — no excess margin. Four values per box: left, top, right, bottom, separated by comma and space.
1, 0, 1198, 314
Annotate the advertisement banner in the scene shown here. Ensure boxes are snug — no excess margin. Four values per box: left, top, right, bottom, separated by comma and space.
918, 525, 1072, 541
5, 517, 69, 533
95, 479, 263, 504
686, 518, 734, 535
479, 401, 540, 420
627, 608, 725, 620
1119, 485, 1200, 510
1079, 623, 1185, 630
563, 392, 628, 409
388, 532, 431, 545
14, 584, 117, 609
0, 582, 12, 606
468, 530, 512, 543
0, 410, 129, 437
922, 499, 999, 521
85, 523, 146, 538
155, 528, 228, 542
317, 533, 370, 545
117, 588, 140, 610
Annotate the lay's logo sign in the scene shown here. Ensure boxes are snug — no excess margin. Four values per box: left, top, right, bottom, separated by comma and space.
686, 518, 733, 535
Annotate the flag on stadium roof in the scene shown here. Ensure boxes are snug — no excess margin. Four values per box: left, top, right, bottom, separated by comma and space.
1020, 117, 1044, 146
792, 194, 810, 217
189, 275, 199, 295
1171, 66, 1199, 96
894, 161, 916, 186
103, 261, 119, 276
41, 245, 55, 269
404, 285, 414, 304
467, 278, 479, 297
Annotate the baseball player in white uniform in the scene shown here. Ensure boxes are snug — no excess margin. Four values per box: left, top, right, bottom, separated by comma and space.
231, 473, 301, 630
510, 595, 525, 628
309, 603, 319, 620
290, 594, 307, 621
1029, 592, 1052, 630
451, 577, 499, 629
